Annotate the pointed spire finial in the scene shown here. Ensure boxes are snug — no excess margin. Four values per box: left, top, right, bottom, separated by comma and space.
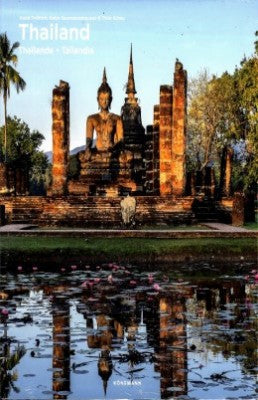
130, 43, 133, 64
103, 379, 108, 396
126, 44, 136, 95
98, 67, 112, 101
103, 67, 107, 83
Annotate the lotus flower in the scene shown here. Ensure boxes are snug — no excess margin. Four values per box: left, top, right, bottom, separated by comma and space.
153, 283, 161, 291
1, 308, 9, 316
32, 266, 38, 271
107, 274, 113, 284
71, 265, 77, 270
17, 266, 23, 271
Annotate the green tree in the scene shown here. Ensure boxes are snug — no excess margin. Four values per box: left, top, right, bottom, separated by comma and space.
187, 35, 257, 193
187, 70, 238, 172
0, 32, 26, 161
232, 54, 258, 191
0, 116, 49, 194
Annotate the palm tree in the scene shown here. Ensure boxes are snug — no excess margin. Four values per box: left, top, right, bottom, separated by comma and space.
0, 32, 26, 161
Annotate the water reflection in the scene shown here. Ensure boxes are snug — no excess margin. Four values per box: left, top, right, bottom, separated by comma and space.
0, 265, 257, 399
51, 293, 70, 399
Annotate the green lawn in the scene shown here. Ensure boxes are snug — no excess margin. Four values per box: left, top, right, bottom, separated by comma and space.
0, 236, 256, 256
244, 222, 258, 230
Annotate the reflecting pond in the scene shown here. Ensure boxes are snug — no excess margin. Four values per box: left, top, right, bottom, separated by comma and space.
0, 263, 257, 400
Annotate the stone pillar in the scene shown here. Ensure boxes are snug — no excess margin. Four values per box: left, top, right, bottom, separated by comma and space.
232, 192, 245, 226
144, 125, 159, 195
172, 61, 187, 196
51, 80, 70, 195
220, 146, 233, 197
153, 105, 160, 194
225, 148, 233, 197
159, 85, 173, 195
145, 125, 155, 194
0, 163, 8, 194
153, 104, 160, 126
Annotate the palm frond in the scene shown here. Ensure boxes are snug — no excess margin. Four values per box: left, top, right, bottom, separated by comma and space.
10, 41, 20, 54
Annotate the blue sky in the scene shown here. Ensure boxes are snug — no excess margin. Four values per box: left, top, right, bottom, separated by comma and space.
0, 0, 257, 151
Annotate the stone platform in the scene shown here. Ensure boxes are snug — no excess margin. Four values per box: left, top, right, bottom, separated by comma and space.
0, 195, 197, 227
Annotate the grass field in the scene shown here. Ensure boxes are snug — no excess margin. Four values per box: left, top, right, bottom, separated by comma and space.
0, 236, 256, 256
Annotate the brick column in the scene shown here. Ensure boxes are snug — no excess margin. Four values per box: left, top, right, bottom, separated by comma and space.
153, 104, 160, 126
0, 163, 8, 194
172, 61, 187, 196
219, 146, 233, 197
159, 85, 173, 195
51, 80, 70, 195
145, 125, 154, 194
232, 192, 245, 226
225, 148, 233, 197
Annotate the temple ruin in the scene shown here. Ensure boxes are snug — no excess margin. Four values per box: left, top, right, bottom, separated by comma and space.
0, 47, 237, 226
49, 50, 187, 198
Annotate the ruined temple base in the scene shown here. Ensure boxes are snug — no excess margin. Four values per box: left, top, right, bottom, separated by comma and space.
0, 195, 201, 227
68, 177, 138, 197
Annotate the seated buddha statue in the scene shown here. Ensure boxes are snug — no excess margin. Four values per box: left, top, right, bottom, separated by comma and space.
79, 69, 132, 180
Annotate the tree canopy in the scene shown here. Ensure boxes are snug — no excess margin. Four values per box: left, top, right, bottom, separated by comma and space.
187, 35, 257, 192
0, 116, 49, 193
0, 32, 26, 161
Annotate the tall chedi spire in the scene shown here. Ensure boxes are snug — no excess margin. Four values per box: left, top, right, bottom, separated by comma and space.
121, 44, 145, 194
126, 44, 137, 96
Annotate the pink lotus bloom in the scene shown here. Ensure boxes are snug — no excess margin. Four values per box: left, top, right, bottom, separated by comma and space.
94, 278, 101, 283
61, 267, 66, 272
130, 280, 137, 285
81, 281, 89, 288
17, 266, 23, 271
244, 275, 250, 281
148, 274, 154, 284
85, 265, 90, 269
71, 265, 77, 270
1, 308, 8, 316
32, 266, 38, 271
88, 297, 97, 302
153, 283, 161, 291
107, 274, 113, 284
